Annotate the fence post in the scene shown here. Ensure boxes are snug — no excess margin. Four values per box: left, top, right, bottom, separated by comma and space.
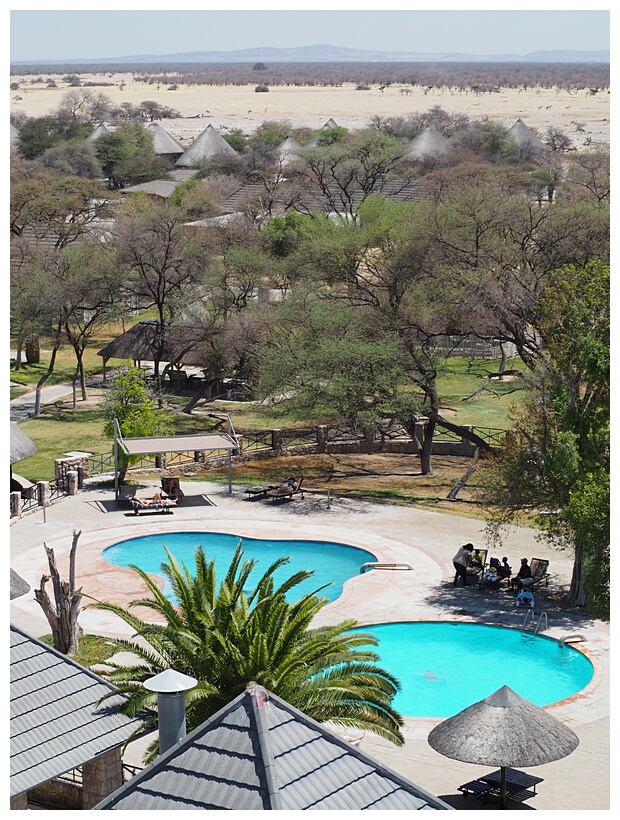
272, 429, 283, 452
37, 481, 50, 507
67, 471, 79, 496
317, 425, 328, 454
10, 492, 21, 519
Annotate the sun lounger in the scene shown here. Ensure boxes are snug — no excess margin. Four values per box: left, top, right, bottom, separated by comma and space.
266, 477, 304, 502
244, 485, 277, 500
129, 499, 176, 515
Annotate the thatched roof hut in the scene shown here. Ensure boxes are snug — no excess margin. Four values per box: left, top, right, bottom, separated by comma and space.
10, 424, 37, 465
508, 119, 547, 153
11, 124, 20, 150
97, 320, 217, 369
87, 122, 111, 142
276, 134, 303, 166
145, 122, 185, 161
175, 124, 238, 167
408, 126, 449, 159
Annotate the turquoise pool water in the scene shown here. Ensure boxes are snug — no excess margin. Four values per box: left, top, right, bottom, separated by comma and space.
364, 622, 594, 717
102, 531, 376, 603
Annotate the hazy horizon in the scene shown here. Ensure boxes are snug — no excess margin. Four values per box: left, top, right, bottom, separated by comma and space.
10, 7, 610, 64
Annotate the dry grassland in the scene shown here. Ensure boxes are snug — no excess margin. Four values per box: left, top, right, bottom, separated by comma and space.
10, 73, 610, 150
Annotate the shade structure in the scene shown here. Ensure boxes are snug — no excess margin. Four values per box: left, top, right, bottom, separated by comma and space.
10, 424, 37, 465
428, 685, 579, 808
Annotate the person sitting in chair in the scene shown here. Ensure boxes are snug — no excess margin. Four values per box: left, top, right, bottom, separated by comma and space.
512, 557, 533, 590
497, 556, 512, 579
275, 475, 299, 495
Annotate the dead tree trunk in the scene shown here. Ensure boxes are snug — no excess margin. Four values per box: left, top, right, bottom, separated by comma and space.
447, 448, 480, 500
34, 530, 83, 655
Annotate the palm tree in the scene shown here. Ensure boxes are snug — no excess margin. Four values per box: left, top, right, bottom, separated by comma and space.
90, 541, 404, 761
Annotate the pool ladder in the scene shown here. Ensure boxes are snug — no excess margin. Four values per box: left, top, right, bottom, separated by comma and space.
521, 609, 548, 639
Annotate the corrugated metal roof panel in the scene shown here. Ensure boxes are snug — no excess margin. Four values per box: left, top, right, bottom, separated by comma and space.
94, 686, 451, 810
10, 625, 142, 797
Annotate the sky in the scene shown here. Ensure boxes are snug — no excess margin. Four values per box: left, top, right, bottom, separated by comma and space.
9, 3, 611, 63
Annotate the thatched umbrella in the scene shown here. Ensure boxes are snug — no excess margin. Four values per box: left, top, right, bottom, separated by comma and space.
10, 423, 37, 465
427, 685, 579, 808
10, 568, 30, 600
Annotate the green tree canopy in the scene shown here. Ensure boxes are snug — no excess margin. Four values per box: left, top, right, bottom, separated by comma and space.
480, 261, 609, 615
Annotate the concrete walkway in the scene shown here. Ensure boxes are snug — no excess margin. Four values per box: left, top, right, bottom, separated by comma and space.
9, 478, 610, 811
10, 375, 104, 422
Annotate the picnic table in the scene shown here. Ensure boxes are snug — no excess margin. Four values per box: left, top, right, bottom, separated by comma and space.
459, 768, 543, 803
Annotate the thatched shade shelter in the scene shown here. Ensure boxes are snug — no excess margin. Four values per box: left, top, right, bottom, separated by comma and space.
97, 320, 218, 375
145, 122, 185, 163
10, 424, 37, 465
10, 569, 30, 600
428, 685, 579, 808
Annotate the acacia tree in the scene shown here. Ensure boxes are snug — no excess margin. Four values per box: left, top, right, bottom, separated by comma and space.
480, 262, 609, 615
112, 203, 209, 379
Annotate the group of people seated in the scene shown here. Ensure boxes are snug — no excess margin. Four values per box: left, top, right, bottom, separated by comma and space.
453, 545, 534, 592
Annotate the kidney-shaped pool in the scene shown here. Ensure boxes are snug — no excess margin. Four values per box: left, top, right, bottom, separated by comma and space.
102, 530, 377, 604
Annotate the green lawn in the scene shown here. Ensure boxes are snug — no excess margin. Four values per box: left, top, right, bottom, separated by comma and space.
13, 357, 530, 484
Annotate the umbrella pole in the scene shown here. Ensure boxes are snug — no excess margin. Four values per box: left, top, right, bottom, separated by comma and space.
500, 766, 507, 809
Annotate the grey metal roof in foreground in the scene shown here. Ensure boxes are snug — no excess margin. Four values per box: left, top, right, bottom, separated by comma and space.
94, 685, 453, 810
10, 625, 143, 797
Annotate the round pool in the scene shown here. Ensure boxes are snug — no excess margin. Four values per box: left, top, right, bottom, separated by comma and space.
363, 621, 594, 717
102, 531, 376, 603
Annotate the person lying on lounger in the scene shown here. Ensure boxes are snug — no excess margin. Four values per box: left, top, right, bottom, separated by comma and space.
275, 475, 299, 495
130, 492, 175, 507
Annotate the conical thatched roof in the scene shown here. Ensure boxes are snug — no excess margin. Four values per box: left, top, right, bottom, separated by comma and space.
508, 119, 546, 152
10, 424, 37, 465
87, 121, 111, 142
428, 685, 579, 768
11, 124, 20, 150
276, 134, 303, 165
408, 126, 449, 159
97, 320, 216, 367
145, 122, 185, 156
175, 124, 238, 167
321, 118, 340, 130
10, 569, 30, 600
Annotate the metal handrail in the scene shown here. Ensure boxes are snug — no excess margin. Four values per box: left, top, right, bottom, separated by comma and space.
360, 562, 414, 574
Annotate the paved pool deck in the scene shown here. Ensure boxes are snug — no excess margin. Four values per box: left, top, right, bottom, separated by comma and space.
10, 479, 610, 811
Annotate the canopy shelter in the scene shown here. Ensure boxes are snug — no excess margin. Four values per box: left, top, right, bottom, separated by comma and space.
428, 685, 579, 809
113, 417, 239, 500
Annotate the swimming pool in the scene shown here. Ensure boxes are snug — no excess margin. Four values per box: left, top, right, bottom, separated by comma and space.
102, 531, 377, 603
363, 622, 594, 717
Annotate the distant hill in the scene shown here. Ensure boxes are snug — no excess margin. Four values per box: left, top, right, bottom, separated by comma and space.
12, 43, 610, 66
